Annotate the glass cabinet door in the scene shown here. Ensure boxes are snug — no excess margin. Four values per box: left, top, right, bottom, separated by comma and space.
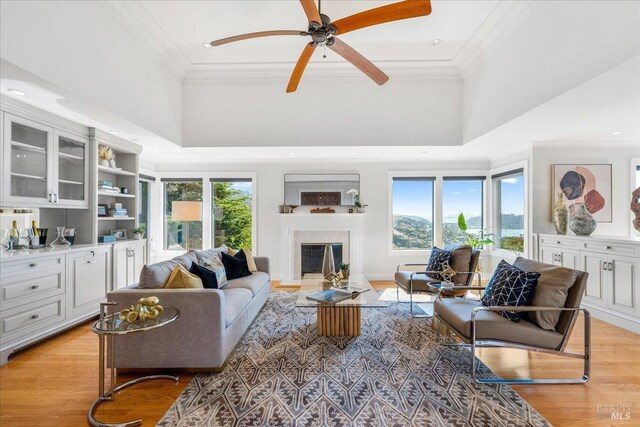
57, 134, 87, 204
4, 115, 52, 202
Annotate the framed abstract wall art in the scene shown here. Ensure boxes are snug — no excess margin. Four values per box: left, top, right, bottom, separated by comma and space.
552, 164, 612, 222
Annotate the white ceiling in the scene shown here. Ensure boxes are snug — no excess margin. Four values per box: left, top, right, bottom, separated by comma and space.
114, 0, 508, 75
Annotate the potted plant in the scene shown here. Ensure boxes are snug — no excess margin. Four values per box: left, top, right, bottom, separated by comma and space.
457, 213, 494, 249
347, 189, 368, 213
131, 227, 145, 240
339, 263, 350, 280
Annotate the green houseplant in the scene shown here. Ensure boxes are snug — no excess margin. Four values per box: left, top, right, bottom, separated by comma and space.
339, 263, 351, 280
131, 227, 145, 240
457, 213, 494, 249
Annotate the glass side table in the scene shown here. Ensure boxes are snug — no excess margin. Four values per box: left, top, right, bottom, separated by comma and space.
88, 301, 180, 427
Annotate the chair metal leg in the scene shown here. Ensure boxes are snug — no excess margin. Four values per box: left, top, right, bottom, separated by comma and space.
469, 311, 591, 385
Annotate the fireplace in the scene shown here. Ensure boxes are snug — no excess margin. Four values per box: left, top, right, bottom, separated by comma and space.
301, 243, 343, 277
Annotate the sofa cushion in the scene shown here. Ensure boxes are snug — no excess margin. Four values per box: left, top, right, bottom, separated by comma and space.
221, 251, 252, 280
139, 252, 198, 288
481, 260, 540, 322
426, 247, 453, 281
224, 271, 269, 296
200, 256, 228, 288
233, 248, 258, 272
435, 298, 563, 350
189, 262, 221, 289
443, 243, 473, 285
513, 257, 578, 331
164, 265, 203, 289
395, 271, 439, 292
192, 246, 227, 263
222, 288, 253, 327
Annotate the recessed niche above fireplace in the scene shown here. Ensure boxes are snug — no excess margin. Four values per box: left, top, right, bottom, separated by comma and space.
284, 174, 360, 206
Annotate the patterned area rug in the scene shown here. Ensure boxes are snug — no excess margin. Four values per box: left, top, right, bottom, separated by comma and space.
158, 291, 550, 427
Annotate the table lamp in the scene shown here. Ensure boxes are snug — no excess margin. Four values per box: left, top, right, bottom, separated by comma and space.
172, 201, 202, 250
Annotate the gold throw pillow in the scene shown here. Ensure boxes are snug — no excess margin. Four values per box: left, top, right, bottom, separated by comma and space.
164, 264, 203, 289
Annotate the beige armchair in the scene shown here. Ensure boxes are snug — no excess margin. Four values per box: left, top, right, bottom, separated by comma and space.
433, 257, 590, 384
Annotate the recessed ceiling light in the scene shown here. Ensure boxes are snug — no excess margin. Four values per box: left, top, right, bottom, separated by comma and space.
202, 42, 212, 48
7, 89, 25, 96
349, 152, 356, 155
421, 150, 428, 154
611, 130, 623, 135
431, 39, 441, 46
288, 152, 294, 156
108, 130, 119, 135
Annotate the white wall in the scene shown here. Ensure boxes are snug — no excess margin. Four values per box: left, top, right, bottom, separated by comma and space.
182, 77, 462, 147
463, 1, 640, 144
152, 159, 490, 280
0, 1, 183, 144
531, 144, 640, 237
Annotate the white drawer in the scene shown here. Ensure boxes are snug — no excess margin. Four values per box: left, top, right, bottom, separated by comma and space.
1, 270, 65, 311
539, 236, 579, 248
582, 241, 638, 256
1, 255, 64, 277
1, 295, 65, 344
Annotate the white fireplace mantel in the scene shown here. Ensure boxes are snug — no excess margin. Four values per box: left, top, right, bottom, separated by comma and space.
280, 214, 364, 280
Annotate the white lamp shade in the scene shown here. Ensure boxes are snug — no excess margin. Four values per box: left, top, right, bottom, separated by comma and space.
172, 201, 202, 222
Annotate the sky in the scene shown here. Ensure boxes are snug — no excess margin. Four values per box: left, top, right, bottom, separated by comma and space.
393, 177, 524, 222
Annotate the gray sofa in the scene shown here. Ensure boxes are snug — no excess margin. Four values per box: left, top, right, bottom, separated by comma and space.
107, 249, 271, 371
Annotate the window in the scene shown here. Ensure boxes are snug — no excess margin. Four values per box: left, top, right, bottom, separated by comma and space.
210, 178, 253, 249
162, 179, 203, 251
391, 177, 434, 250
493, 169, 525, 252
138, 176, 153, 237
442, 177, 484, 245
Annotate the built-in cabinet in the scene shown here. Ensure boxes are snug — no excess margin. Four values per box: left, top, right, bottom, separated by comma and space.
65, 246, 111, 319
538, 234, 640, 332
112, 240, 147, 289
2, 113, 89, 208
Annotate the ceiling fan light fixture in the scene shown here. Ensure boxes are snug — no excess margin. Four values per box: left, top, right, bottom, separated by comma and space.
611, 130, 623, 135
7, 89, 25, 96
202, 42, 213, 48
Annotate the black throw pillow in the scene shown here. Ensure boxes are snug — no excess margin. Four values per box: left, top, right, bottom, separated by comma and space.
221, 251, 252, 280
481, 260, 541, 322
426, 247, 453, 281
189, 262, 220, 289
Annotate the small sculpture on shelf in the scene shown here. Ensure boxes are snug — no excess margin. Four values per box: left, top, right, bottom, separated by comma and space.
98, 145, 114, 167
553, 192, 569, 235
119, 296, 164, 323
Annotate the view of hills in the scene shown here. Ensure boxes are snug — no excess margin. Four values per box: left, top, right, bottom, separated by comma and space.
393, 214, 524, 249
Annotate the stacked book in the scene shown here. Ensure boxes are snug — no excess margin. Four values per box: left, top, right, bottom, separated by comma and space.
98, 180, 120, 194
109, 203, 128, 217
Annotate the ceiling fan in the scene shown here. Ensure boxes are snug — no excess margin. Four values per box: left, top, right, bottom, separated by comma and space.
210, 0, 432, 93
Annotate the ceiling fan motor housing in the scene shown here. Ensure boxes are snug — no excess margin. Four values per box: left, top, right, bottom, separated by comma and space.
308, 14, 337, 45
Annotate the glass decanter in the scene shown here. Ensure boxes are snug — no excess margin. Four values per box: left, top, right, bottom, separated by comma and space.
50, 226, 71, 247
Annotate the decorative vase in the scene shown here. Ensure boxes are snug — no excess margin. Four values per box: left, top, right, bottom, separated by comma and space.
321, 244, 335, 278
110, 158, 117, 168
133, 233, 143, 240
553, 192, 569, 235
569, 203, 597, 236
100, 159, 110, 167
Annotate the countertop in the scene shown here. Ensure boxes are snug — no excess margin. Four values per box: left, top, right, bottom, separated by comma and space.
0, 239, 146, 261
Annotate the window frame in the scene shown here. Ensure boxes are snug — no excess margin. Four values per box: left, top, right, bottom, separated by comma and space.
209, 176, 256, 250
389, 174, 436, 254
490, 162, 528, 257
161, 178, 205, 252
157, 172, 258, 260
442, 176, 486, 247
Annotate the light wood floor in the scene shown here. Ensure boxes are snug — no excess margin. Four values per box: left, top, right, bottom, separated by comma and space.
1, 281, 638, 426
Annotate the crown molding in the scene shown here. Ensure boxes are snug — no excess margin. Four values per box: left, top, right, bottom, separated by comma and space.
183, 63, 462, 84
455, 1, 541, 78
106, 1, 190, 79
531, 140, 640, 148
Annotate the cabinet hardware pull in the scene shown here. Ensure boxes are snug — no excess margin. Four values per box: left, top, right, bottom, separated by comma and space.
29, 263, 37, 268
87, 260, 97, 264
54, 193, 59, 203
31, 285, 39, 289
603, 263, 608, 271
606, 246, 612, 250
556, 241, 560, 244
609, 262, 614, 272
48, 193, 52, 203
31, 314, 39, 320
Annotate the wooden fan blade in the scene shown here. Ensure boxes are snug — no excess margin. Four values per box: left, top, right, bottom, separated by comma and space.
211, 30, 305, 46
328, 38, 389, 85
300, 0, 322, 25
332, 0, 432, 35
287, 43, 316, 93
